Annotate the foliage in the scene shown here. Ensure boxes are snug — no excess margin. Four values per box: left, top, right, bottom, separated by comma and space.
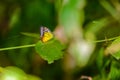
0, 66, 41, 80
0, 0, 120, 80
35, 39, 64, 64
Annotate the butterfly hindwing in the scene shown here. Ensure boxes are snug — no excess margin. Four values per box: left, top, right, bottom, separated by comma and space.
40, 27, 53, 43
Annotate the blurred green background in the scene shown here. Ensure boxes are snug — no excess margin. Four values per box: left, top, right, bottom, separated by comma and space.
0, 0, 120, 80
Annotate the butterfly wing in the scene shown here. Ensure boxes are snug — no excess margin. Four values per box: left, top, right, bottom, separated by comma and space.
40, 27, 53, 42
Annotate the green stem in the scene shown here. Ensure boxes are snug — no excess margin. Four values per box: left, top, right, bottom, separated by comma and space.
0, 44, 35, 51
94, 36, 120, 43
0, 36, 119, 51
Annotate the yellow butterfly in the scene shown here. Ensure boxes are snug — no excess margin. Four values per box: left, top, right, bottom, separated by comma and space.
40, 27, 53, 43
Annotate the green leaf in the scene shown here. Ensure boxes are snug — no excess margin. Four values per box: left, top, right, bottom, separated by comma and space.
96, 48, 104, 70
105, 36, 120, 60
112, 51, 120, 60
111, 36, 120, 44
35, 39, 64, 64
105, 36, 120, 55
108, 61, 120, 80
21, 32, 40, 39
0, 66, 27, 80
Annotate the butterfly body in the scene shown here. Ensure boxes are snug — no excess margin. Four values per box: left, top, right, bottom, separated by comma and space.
40, 27, 53, 43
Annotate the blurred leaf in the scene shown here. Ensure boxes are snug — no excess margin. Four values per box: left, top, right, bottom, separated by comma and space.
0, 66, 42, 80
99, 0, 118, 20
60, 0, 85, 38
0, 66, 27, 80
105, 36, 120, 56
35, 39, 64, 64
60, 6, 84, 37
111, 36, 120, 44
96, 48, 104, 70
21, 32, 39, 39
85, 18, 109, 34
108, 61, 120, 80
112, 51, 120, 60
9, 7, 21, 28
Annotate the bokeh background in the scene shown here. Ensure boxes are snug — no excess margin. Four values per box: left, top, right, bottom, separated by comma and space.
0, 0, 120, 80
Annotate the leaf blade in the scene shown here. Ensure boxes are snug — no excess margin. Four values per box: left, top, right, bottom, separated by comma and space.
35, 39, 64, 64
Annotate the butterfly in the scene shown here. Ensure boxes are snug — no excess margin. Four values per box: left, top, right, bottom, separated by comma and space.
40, 26, 53, 43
